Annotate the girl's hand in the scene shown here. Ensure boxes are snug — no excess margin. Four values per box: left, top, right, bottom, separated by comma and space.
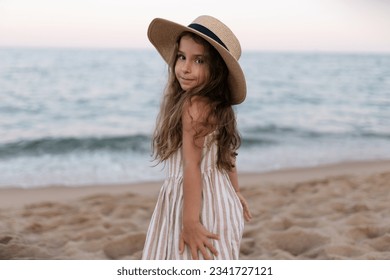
179, 221, 219, 260
236, 191, 252, 222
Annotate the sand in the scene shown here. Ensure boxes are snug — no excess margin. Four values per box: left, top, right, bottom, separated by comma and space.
0, 160, 389, 260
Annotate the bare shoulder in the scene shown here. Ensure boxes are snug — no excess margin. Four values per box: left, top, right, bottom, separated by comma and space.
182, 96, 212, 123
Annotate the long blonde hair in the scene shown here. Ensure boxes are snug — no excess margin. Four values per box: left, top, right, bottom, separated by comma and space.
152, 32, 241, 171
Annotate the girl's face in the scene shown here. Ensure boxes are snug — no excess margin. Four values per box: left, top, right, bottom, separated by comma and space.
175, 35, 209, 91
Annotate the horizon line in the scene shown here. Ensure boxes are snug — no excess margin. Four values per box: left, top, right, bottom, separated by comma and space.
1, 45, 390, 55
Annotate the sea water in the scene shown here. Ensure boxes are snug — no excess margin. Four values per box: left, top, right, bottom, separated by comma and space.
0, 48, 389, 187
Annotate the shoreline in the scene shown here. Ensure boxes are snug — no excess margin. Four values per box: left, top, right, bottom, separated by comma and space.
0, 159, 389, 209
1, 158, 389, 260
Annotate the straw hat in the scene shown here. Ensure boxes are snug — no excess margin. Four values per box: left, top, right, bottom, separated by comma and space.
147, 15, 246, 104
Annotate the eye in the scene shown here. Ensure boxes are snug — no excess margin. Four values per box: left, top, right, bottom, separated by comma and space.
195, 58, 204, 64
177, 54, 185, 61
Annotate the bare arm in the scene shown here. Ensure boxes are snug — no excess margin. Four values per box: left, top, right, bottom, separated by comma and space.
179, 98, 219, 260
227, 157, 252, 222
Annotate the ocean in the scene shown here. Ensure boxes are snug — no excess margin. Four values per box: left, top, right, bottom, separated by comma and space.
1, 48, 389, 188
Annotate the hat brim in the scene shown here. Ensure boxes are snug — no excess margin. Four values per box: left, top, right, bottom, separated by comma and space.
147, 18, 246, 105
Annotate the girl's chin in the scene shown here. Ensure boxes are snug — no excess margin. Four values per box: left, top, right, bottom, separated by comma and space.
180, 85, 193, 91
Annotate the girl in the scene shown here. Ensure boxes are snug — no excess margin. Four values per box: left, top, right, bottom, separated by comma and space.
142, 15, 252, 260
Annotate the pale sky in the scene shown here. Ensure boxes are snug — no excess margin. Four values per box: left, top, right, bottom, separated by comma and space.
0, 0, 389, 52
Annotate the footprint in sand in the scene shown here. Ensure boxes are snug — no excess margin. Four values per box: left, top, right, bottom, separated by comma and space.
103, 233, 146, 259
268, 227, 329, 257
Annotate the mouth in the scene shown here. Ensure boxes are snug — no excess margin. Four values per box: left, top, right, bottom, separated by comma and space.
179, 76, 192, 81
178, 77, 194, 90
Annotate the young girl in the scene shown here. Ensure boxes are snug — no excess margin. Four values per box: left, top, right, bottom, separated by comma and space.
142, 15, 252, 260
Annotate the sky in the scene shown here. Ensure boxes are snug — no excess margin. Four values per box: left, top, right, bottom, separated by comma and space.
0, 0, 389, 53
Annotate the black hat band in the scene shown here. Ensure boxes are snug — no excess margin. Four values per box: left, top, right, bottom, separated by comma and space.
188, 23, 229, 51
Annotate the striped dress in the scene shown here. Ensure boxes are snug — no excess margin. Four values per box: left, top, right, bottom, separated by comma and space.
142, 133, 244, 259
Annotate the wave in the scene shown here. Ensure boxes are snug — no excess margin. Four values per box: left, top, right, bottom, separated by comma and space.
0, 134, 151, 159
243, 125, 324, 138
240, 124, 390, 147
1, 126, 389, 159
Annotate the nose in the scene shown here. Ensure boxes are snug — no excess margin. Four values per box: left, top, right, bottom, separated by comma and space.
182, 60, 191, 73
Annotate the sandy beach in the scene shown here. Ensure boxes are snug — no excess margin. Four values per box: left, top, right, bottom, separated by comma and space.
1, 160, 389, 260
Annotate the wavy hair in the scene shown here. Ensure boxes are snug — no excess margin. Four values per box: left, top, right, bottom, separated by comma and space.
152, 31, 241, 171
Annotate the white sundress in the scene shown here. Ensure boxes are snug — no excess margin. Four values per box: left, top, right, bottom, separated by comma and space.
142, 133, 244, 260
